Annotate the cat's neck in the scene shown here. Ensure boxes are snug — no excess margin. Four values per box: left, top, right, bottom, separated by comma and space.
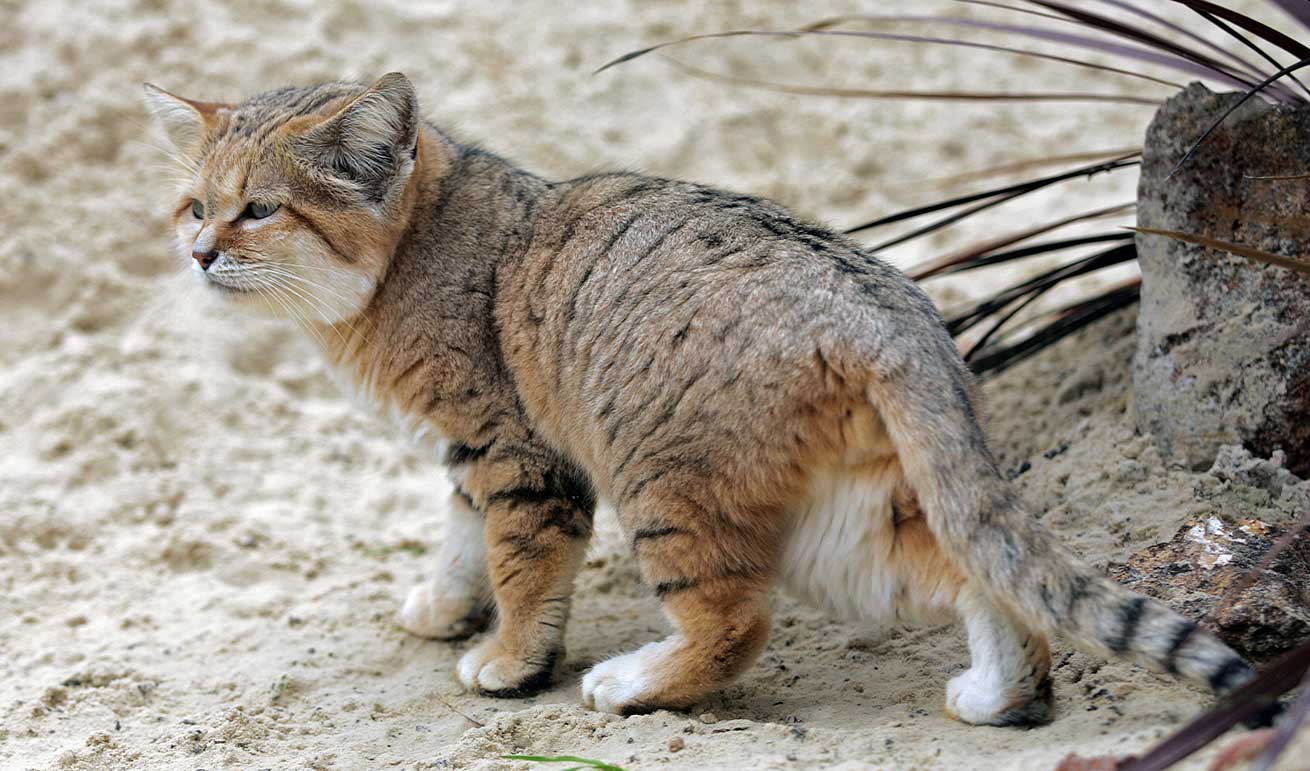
318, 125, 549, 376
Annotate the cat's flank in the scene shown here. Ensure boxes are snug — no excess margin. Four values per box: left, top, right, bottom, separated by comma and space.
145, 73, 1255, 725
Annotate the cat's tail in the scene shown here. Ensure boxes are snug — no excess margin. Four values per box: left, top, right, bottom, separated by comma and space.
865, 361, 1257, 701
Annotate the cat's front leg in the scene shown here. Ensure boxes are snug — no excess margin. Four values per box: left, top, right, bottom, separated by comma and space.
455, 447, 596, 697
399, 487, 492, 640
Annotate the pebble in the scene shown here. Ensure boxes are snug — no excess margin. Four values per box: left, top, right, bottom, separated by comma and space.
668, 736, 685, 752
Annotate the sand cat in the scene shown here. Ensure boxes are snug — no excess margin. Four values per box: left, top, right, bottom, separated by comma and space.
144, 73, 1256, 725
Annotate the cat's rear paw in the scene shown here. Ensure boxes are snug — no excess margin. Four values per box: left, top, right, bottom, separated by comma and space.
581, 640, 677, 715
944, 668, 1053, 727
398, 583, 489, 640
457, 637, 559, 698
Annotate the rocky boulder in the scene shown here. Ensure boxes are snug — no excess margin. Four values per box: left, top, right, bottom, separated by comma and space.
1133, 83, 1310, 475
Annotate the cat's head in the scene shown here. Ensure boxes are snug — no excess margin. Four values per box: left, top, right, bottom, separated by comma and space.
143, 73, 421, 326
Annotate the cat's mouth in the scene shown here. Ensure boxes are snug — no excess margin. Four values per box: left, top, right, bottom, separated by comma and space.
200, 264, 259, 295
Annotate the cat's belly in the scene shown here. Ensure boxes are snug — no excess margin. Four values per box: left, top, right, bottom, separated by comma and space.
780, 463, 958, 627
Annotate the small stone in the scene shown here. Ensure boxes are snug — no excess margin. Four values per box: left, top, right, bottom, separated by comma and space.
668, 736, 684, 752
699, 712, 718, 724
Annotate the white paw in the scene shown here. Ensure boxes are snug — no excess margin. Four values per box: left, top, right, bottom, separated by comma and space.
945, 668, 1010, 725
398, 582, 486, 640
581, 640, 674, 714
457, 637, 558, 697
457, 639, 505, 691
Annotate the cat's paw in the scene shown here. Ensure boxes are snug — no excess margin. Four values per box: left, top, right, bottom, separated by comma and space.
581, 640, 676, 715
398, 582, 489, 641
457, 637, 559, 698
944, 668, 1053, 727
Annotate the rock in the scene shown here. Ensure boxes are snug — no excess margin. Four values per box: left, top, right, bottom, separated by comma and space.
1109, 514, 1310, 660
1133, 83, 1310, 475
668, 736, 685, 752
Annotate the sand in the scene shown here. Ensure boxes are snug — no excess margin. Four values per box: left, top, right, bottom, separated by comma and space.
1, 1, 1305, 769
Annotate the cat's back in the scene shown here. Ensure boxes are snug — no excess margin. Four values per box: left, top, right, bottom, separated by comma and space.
495, 171, 951, 474
506, 170, 939, 354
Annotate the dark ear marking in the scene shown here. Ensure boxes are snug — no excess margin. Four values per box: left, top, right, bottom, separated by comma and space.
293, 72, 418, 202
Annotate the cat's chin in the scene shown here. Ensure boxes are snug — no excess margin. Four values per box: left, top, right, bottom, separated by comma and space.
196, 267, 377, 328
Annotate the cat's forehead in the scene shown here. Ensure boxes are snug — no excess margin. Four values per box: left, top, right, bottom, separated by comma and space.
223, 82, 360, 136
196, 82, 362, 162
193, 82, 363, 192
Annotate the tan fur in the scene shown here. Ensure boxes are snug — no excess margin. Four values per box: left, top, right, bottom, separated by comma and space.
145, 73, 1261, 725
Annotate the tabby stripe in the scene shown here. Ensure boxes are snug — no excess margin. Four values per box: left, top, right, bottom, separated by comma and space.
496, 566, 526, 589
1066, 575, 1091, 616
486, 486, 558, 508
556, 209, 646, 387
284, 205, 352, 263
569, 209, 645, 327
604, 356, 655, 444
632, 524, 685, 543
1163, 620, 1198, 675
654, 578, 698, 598
1108, 597, 1147, 653
614, 372, 704, 478
574, 212, 698, 380
391, 357, 426, 390
622, 468, 669, 502
1208, 657, 1251, 693
445, 441, 494, 467
703, 245, 743, 265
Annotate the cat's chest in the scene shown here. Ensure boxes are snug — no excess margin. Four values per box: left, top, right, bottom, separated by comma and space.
323, 355, 449, 449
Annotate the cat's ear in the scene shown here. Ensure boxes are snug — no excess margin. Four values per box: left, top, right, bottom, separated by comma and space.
296, 73, 419, 192
142, 83, 222, 151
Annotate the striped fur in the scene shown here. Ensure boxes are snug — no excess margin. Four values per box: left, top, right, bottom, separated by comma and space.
146, 73, 1257, 725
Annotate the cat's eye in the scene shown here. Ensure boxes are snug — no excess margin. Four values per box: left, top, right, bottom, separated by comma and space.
190, 199, 204, 219
246, 201, 280, 220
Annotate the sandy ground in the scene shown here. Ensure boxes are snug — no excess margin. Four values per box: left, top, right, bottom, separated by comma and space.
2, 1, 1307, 769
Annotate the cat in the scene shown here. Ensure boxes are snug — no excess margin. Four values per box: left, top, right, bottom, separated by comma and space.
144, 72, 1259, 725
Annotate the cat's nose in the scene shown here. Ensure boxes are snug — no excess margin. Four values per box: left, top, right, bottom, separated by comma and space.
192, 249, 218, 271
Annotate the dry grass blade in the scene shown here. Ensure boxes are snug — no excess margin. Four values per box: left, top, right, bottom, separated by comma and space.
967, 281, 1140, 375
928, 232, 1133, 280
1022, 0, 1266, 89
1270, 0, 1310, 32
956, 0, 1069, 21
844, 155, 1138, 240
1130, 227, 1310, 276
1168, 56, 1310, 176
911, 203, 1134, 279
810, 11, 1245, 88
909, 147, 1141, 190
1245, 171, 1310, 180
796, 17, 1184, 88
1165, 0, 1310, 60
1089, 0, 1274, 85
946, 243, 1136, 335
1113, 641, 1308, 771
662, 56, 1161, 105
1252, 668, 1310, 771
594, 30, 787, 74
1188, 8, 1310, 99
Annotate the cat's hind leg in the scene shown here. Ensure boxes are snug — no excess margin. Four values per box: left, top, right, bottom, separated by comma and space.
581, 487, 776, 714
947, 585, 1053, 726
399, 487, 493, 640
